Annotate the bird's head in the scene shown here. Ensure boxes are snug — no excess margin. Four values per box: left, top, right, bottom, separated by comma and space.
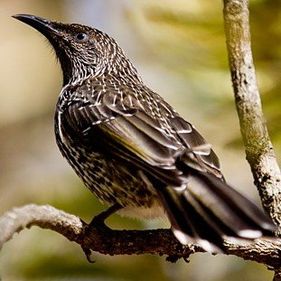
13, 14, 140, 85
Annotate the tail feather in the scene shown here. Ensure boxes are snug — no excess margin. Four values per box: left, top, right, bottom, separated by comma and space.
159, 170, 276, 252
162, 187, 223, 252
188, 171, 275, 233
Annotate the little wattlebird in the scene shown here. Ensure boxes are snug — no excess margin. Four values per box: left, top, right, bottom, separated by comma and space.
13, 14, 276, 253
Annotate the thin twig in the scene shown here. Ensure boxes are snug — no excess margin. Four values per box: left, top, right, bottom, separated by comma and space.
223, 0, 281, 225
0, 204, 281, 268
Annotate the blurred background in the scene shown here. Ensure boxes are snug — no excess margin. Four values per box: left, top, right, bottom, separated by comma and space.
0, 0, 280, 280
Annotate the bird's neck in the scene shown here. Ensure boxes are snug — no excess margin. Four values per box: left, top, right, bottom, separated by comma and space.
62, 58, 94, 86
109, 59, 143, 84
63, 57, 143, 87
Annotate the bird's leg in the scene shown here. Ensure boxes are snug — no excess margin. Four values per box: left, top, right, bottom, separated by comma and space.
89, 203, 122, 228
82, 203, 122, 262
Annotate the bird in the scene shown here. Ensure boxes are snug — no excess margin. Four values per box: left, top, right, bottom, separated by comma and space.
13, 14, 276, 253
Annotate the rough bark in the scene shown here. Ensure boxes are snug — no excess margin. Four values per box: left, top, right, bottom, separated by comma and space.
223, 0, 281, 225
1, 204, 281, 268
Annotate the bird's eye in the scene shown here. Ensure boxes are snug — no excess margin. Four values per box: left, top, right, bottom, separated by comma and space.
75, 33, 89, 42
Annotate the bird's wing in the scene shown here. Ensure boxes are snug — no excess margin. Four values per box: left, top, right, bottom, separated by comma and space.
62, 96, 182, 185
162, 108, 222, 179
61, 81, 221, 185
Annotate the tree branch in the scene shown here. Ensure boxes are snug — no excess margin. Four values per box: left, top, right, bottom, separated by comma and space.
223, 0, 281, 225
0, 204, 281, 268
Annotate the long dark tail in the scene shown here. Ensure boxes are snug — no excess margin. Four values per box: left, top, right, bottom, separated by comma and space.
159, 170, 276, 252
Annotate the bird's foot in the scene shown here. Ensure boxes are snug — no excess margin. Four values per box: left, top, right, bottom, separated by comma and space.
81, 203, 122, 262
82, 246, 95, 263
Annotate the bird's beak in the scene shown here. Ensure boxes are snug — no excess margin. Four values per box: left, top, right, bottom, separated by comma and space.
12, 14, 60, 36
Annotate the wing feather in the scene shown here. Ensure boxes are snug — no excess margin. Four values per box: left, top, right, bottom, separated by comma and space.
62, 80, 223, 185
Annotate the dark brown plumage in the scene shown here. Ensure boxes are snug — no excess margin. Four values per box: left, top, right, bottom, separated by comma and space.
13, 14, 276, 252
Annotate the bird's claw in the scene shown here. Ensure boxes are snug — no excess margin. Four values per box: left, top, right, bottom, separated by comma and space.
82, 246, 95, 263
